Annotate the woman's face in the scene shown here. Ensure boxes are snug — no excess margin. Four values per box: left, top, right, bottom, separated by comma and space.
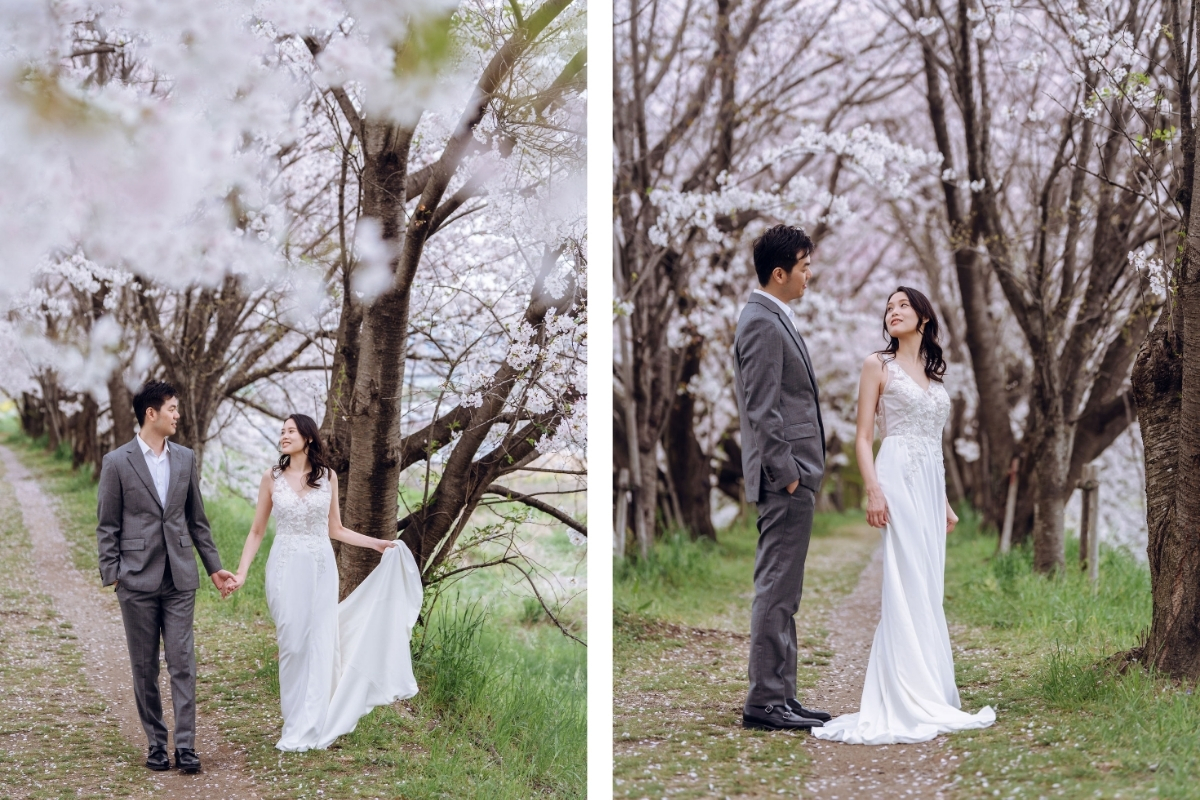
885, 292, 925, 338
279, 419, 307, 457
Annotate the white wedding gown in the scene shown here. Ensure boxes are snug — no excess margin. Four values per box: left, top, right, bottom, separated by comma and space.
265, 473, 423, 751
813, 358, 995, 745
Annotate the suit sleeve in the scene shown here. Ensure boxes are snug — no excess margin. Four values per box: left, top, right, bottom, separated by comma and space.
96, 454, 122, 586
738, 315, 801, 492
185, 452, 223, 576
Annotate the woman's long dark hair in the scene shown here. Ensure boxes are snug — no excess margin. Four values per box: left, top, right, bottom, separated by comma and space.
877, 286, 947, 383
273, 413, 331, 489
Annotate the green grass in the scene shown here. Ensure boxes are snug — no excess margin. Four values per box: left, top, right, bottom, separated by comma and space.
615, 509, 870, 628
942, 507, 1198, 799
1, 426, 585, 799
613, 511, 879, 798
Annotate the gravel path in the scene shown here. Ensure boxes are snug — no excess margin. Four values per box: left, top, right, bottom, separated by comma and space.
801, 545, 956, 799
0, 445, 261, 799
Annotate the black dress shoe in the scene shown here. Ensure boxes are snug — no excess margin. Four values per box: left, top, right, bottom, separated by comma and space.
174, 748, 201, 774
742, 704, 824, 731
145, 745, 170, 771
787, 698, 832, 722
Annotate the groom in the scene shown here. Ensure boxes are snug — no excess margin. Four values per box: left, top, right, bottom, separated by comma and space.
734, 225, 831, 731
96, 380, 235, 773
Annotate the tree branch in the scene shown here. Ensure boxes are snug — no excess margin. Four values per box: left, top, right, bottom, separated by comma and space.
484, 483, 586, 534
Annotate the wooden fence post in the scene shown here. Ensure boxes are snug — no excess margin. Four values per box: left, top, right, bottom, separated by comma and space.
999, 457, 1019, 554
1078, 464, 1100, 584
615, 468, 630, 558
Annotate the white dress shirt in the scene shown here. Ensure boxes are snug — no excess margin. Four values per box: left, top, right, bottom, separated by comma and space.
137, 433, 171, 508
753, 288, 797, 327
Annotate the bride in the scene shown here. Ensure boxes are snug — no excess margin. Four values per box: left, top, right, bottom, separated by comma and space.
224, 413, 423, 751
813, 287, 995, 745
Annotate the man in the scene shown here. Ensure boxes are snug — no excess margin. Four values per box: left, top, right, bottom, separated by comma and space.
734, 225, 831, 731
96, 380, 235, 773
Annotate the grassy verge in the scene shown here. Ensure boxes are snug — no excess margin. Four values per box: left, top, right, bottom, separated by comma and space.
613, 511, 878, 798
943, 510, 1198, 800
1, 428, 585, 799
0, 457, 152, 799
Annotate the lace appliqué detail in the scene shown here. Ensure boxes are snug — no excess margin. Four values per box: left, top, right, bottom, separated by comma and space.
270, 474, 333, 577
877, 360, 951, 488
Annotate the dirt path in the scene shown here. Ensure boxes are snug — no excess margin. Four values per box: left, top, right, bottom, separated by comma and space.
801, 546, 955, 799
0, 445, 261, 799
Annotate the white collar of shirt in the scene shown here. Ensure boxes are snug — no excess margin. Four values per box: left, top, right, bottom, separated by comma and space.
136, 433, 170, 461
752, 288, 795, 322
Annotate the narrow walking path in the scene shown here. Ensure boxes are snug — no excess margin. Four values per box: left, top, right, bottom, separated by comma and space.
801, 546, 954, 799
0, 445, 261, 799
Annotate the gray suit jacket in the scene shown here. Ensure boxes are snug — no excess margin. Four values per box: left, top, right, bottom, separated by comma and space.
96, 437, 222, 592
734, 294, 826, 503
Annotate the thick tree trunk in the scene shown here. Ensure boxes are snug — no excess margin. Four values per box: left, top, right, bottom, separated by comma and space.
319, 285, 361, 513
107, 373, 135, 450
663, 336, 716, 540
38, 375, 66, 453
19, 392, 44, 439
70, 393, 100, 478
336, 119, 413, 599
1135, 311, 1186, 669
1129, 0, 1200, 678
1029, 420, 1072, 573
1137, 244, 1200, 677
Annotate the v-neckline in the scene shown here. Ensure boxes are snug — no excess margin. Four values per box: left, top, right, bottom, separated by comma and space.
279, 472, 316, 501
893, 361, 933, 394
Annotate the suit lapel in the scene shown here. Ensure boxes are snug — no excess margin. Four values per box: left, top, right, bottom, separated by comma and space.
166, 444, 186, 514
749, 294, 820, 399
124, 438, 163, 512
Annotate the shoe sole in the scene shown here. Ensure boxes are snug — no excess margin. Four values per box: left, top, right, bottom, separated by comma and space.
742, 719, 817, 731
145, 763, 171, 771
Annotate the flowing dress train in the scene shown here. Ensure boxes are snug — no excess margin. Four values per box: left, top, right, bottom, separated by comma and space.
265, 473, 423, 751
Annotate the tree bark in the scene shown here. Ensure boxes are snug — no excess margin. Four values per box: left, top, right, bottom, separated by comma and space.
332, 0, 576, 596
663, 334, 716, 540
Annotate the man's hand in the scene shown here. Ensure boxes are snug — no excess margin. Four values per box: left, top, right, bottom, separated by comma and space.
222, 573, 246, 599
786, 479, 800, 495
211, 569, 236, 598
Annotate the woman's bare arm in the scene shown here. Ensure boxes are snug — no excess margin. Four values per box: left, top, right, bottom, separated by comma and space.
856, 354, 889, 528
227, 470, 275, 594
326, 472, 396, 553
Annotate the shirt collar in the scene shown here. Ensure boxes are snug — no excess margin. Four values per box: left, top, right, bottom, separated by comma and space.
136, 433, 170, 459
752, 288, 795, 320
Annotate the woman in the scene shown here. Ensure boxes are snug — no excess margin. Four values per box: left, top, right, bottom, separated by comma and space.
225, 413, 423, 751
812, 287, 995, 745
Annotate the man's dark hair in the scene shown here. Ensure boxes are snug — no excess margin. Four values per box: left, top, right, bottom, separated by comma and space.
132, 380, 178, 427
752, 225, 814, 286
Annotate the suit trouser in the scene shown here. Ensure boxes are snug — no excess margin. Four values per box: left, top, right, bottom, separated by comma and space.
115, 565, 198, 749
745, 482, 814, 712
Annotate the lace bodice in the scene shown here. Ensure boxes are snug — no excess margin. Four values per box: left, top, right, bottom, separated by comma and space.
273, 472, 333, 536
875, 358, 951, 441
270, 471, 334, 576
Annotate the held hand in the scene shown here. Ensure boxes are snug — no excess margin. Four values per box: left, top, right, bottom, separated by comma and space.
946, 506, 959, 534
224, 573, 246, 598
866, 488, 889, 529
373, 539, 399, 554
211, 569, 236, 598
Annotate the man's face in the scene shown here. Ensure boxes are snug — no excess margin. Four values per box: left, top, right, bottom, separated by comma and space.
773, 251, 812, 301
146, 397, 180, 437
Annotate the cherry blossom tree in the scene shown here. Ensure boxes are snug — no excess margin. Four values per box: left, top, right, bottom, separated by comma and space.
0, 0, 587, 623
